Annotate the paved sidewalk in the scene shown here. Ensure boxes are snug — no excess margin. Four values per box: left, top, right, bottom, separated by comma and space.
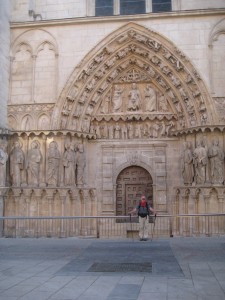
0, 236, 225, 299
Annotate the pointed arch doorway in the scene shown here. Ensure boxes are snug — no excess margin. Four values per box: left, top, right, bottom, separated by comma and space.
116, 166, 153, 216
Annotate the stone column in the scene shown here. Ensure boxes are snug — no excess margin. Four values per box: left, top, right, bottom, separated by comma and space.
86, 0, 95, 16
114, 0, 120, 15
33, 189, 43, 236
79, 189, 89, 236
90, 189, 97, 236
217, 189, 224, 235
172, 0, 181, 11
189, 189, 198, 235
13, 189, 22, 237
179, 190, 187, 236
32, 55, 37, 103
203, 190, 210, 236
146, 0, 153, 12
58, 189, 67, 237
70, 188, 78, 236
23, 189, 32, 217
23, 189, 32, 237
0, 0, 10, 127
0, 188, 8, 237
172, 189, 180, 236
46, 189, 56, 237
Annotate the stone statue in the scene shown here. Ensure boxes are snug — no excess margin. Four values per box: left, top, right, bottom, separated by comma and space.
128, 124, 134, 139
158, 93, 168, 112
152, 123, 160, 138
193, 140, 207, 184
75, 143, 86, 186
10, 140, 25, 187
121, 124, 128, 139
0, 140, 8, 186
112, 85, 123, 112
181, 141, 194, 185
127, 83, 141, 111
208, 140, 224, 184
134, 123, 141, 138
46, 141, 61, 186
63, 143, 75, 186
114, 123, 121, 139
108, 124, 114, 139
144, 84, 157, 112
26, 140, 42, 186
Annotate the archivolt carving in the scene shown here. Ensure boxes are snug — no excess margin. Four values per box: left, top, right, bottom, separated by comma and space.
52, 23, 218, 135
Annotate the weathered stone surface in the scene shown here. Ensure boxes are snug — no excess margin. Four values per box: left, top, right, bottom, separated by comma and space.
1, 2, 225, 237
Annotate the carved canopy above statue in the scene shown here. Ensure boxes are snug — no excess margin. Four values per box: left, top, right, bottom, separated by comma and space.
51, 23, 218, 135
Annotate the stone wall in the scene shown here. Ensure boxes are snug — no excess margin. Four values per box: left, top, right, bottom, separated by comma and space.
10, 0, 225, 22
0, 1, 10, 129
2, 2, 225, 237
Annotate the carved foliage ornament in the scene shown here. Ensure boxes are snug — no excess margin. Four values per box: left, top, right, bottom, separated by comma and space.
55, 24, 215, 133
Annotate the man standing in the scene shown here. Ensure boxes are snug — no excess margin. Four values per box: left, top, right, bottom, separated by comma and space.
129, 195, 156, 241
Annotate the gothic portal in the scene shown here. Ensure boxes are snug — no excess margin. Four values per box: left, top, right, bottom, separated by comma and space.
2, 17, 225, 238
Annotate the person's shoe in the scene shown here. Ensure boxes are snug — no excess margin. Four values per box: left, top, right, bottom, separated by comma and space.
142, 238, 147, 241
139, 238, 143, 241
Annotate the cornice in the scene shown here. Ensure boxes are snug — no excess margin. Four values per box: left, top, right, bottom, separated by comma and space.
172, 125, 225, 136
10, 9, 225, 29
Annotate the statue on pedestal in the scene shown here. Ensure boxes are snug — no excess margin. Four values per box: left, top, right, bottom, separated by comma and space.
26, 140, 42, 187
46, 141, 61, 187
10, 140, 24, 187
75, 143, 86, 186
208, 140, 224, 184
181, 141, 194, 185
0, 140, 8, 187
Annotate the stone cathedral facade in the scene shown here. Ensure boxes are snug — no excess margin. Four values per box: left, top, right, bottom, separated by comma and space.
1, 0, 225, 236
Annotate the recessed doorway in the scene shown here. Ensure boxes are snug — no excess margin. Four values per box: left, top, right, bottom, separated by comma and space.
116, 166, 153, 216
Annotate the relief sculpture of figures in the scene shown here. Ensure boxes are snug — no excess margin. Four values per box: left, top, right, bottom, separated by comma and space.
193, 140, 207, 185
127, 83, 141, 111
158, 93, 168, 112
46, 141, 61, 187
144, 84, 157, 112
63, 143, 75, 186
0, 140, 8, 186
26, 140, 42, 187
112, 85, 123, 112
208, 140, 224, 184
10, 140, 24, 187
75, 143, 86, 186
181, 141, 194, 185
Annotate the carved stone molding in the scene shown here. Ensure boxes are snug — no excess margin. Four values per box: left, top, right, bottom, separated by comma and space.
8, 103, 55, 131
52, 23, 217, 133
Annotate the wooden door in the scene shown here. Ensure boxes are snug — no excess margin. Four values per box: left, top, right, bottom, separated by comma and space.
116, 166, 153, 216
